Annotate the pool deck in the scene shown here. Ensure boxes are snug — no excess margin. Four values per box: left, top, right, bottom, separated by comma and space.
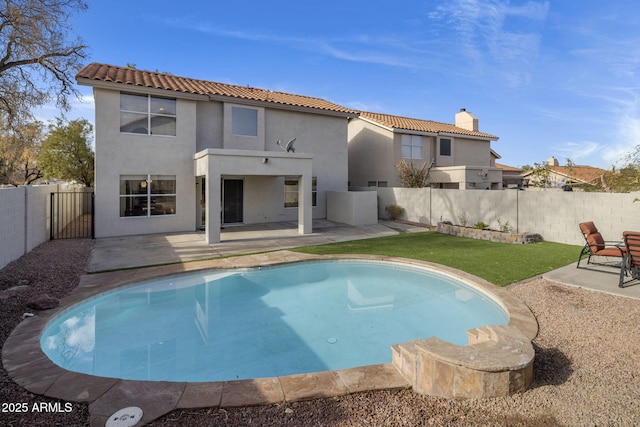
4, 220, 638, 426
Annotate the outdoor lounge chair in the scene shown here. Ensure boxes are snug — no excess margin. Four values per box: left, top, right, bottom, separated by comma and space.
577, 221, 625, 268
619, 231, 640, 288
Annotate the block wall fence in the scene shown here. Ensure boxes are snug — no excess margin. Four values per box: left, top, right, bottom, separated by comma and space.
0, 184, 87, 270
367, 187, 640, 246
4, 185, 640, 269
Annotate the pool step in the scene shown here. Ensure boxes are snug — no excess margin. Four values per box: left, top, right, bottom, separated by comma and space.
391, 324, 534, 399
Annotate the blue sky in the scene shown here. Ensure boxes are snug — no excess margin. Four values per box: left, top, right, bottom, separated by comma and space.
48, 0, 640, 169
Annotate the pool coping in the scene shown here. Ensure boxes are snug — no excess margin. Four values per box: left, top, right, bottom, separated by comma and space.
3, 251, 538, 426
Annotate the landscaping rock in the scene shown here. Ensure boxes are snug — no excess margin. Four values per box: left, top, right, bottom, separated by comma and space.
27, 294, 60, 310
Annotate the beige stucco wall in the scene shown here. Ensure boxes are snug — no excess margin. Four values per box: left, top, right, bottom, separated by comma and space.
327, 191, 378, 226
450, 137, 491, 167
429, 167, 502, 190
93, 87, 350, 238
348, 118, 499, 190
93, 88, 197, 238
348, 118, 398, 187
264, 109, 349, 219
196, 101, 223, 151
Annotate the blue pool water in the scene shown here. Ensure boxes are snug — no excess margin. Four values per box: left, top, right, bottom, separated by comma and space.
41, 260, 508, 382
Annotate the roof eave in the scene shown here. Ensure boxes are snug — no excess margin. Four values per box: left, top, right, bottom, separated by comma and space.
77, 78, 210, 101
207, 94, 356, 118
77, 77, 356, 118
437, 132, 498, 141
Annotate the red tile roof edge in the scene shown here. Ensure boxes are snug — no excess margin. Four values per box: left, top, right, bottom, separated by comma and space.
76, 63, 357, 115
358, 110, 498, 139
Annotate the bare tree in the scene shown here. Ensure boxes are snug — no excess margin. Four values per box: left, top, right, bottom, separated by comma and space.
396, 159, 434, 188
0, 0, 88, 127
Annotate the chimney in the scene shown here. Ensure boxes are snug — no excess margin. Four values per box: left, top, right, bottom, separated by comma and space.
455, 108, 479, 131
547, 156, 559, 166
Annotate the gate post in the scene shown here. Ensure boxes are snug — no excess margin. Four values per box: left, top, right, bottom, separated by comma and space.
49, 193, 55, 240
91, 192, 95, 239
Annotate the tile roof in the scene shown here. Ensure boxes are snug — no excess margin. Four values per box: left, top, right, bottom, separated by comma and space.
495, 163, 523, 172
358, 111, 498, 139
548, 165, 608, 184
76, 63, 357, 116
522, 165, 609, 184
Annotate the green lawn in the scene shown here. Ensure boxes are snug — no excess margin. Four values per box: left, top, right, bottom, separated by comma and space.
292, 231, 580, 286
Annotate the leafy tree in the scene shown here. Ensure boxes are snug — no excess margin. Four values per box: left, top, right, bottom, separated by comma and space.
527, 161, 552, 188
396, 159, 433, 188
38, 118, 94, 186
0, 0, 88, 127
0, 121, 44, 185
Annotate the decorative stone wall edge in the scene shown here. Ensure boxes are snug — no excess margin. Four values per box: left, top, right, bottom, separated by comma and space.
437, 222, 543, 244
391, 324, 534, 399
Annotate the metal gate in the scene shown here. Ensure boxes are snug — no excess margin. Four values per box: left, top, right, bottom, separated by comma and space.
50, 191, 95, 240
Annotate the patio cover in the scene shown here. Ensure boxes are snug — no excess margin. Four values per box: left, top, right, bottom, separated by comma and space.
194, 148, 313, 243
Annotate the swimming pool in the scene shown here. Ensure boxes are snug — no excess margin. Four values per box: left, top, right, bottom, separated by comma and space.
40, 259, 508, 382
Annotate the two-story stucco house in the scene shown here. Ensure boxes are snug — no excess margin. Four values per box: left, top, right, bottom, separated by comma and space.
348, 109, 502, 189
76, 63, 356, 243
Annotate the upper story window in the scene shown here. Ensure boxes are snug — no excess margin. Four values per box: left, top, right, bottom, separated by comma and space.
231, 107, 258, 136
440, 138, 452, 156
120, 93, 176, 136
401, 134, 422, 159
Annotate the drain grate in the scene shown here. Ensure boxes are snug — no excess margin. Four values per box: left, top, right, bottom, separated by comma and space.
105, 406, 143, 427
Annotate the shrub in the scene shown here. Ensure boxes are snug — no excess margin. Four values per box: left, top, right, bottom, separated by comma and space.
497, 218, 513, 233
457, 211, 469, 227
474, 221, 489, 230
385, 204, 405, 221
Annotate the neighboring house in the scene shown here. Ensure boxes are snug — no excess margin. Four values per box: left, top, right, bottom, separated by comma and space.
522, 156, 610, 191
348, 109, 502, 189
76, 63, 357, 243
495, 163, 526, 189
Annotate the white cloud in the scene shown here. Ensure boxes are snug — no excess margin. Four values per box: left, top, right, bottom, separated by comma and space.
428, 0, 549, 87
554, 140, 600, 163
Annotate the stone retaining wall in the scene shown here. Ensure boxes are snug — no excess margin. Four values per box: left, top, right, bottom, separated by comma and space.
437, 222, 543, 244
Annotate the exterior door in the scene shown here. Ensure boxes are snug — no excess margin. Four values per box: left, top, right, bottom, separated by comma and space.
222, 179, 243, 224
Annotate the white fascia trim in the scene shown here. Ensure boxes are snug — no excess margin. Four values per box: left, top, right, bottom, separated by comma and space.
438, 132, 497, 141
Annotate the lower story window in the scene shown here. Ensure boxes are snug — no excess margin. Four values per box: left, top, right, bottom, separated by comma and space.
285, 176, 317, 208
120, 174, 176, 217
367, 181, 388, 187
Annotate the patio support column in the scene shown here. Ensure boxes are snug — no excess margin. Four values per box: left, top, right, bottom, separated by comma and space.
206, 168, 221, 244
298, 172, 312, 235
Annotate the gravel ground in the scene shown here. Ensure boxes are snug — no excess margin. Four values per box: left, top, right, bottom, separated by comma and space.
1, 239, 639, 426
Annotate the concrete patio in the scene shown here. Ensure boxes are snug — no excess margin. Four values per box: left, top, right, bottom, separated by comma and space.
86, 219, 424, 272
543, 260, 640, 300
86, 219, 640, 300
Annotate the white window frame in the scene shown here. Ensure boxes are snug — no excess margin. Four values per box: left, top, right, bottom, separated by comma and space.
120, 93, 176, 136
284, 176, 317, 208
119, 174, 177, 217
401, 134, 423, 159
